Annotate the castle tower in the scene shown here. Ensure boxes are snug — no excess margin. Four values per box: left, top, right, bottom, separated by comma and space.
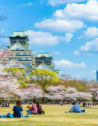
35, 52, 60, 77
6, 30, 36, 72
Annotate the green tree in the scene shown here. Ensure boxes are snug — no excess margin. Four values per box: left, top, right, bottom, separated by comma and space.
4, 67, 27, 87
29, 69, 60, 102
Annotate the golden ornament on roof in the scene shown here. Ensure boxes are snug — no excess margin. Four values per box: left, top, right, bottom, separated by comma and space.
42, 55, 45, 57
12, 59, 15, 61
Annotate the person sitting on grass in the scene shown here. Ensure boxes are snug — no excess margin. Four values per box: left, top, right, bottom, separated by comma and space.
69, 101, 86, 113
36, 101, 45, 114
27, 101, 38, 114
13, 101, 23, 118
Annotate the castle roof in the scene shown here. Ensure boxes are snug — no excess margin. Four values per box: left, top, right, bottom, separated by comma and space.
9, 30, 28, 37
36, 52, 53, 58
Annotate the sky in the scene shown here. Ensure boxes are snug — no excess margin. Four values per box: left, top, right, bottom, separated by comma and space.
0, 0, 98, 81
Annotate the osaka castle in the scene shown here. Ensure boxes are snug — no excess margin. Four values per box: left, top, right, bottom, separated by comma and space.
5, 30, 60, 77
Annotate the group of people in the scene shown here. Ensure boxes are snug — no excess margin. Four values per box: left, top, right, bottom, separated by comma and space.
13, 100, 87, 118
0, 101, 9, 107
83, 101, 95, 107
13, 101, 45, 118
0, 100, 88, 118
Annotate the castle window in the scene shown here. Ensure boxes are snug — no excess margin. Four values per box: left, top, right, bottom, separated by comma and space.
23, 53, 26, 56
20, 53, 23, 55
22, 58, 26, 60
26, 58, 31, 60
18, 58, 22, 60
16, 53, 20, 56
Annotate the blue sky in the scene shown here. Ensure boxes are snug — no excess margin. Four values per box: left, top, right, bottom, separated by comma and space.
0, 0, 98, 80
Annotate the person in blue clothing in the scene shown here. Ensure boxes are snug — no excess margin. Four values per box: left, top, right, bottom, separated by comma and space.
13, 101, 23, 118
69, 101, 86, 113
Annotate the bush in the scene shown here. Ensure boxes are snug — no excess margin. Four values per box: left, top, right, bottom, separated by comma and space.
10, 99, 20, 103
0, 99, 7, 101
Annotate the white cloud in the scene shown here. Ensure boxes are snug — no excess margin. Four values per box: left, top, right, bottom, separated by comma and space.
0, 38, 9, 43
0, 29, 4, 33
53, 0, 98, 21
53, 51, 61, 55
48, 0, 85, 6
18, 3, 34, 7
90, 70, 96, 74
81, 38, 98, 52
74, 38, 98, 54
26, 30, 73, 46
54, 60, 86, 69
73, 51, 80, 55
35, 19, 84, 33
79, 27, 98, 38
63, 33, 74, 43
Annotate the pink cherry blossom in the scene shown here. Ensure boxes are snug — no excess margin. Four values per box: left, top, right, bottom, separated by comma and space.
0, 64, 23, 99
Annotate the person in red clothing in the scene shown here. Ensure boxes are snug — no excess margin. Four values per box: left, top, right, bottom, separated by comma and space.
28, 101, 38, 114
36, 101, 45, 114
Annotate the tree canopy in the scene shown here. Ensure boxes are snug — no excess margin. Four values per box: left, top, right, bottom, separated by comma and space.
4, 67, 27, 87
29, 69, 60, 92
0, 64, 22, 99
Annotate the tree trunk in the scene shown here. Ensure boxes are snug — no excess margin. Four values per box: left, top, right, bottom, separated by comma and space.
42, 97, 45, 104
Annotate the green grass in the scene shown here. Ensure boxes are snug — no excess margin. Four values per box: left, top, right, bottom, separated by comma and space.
0, 104, 98, 126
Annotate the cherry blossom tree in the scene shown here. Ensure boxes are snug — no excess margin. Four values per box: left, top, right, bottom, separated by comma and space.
77, 92, 92, 101
0, 46, 13, 63
44, 86, 92, 101
60, 74, 72, 80
0, 64, 23, 99
65, 87, 92, 101
20, 84, 44, 100
64, 87, 78, 101
44, 85, 66, 100
91, 89, 98, 101
19, 85, 93, 101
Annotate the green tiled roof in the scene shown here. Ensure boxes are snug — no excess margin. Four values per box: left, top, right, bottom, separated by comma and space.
54, 69, 60, 71
36, 62, 53, 71
5, 59, 35, 70
8, 41, 30, 51
36, 52, 53, 57
9, 30, 28, 37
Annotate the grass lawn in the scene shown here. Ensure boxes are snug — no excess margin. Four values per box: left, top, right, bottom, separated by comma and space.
0, 104, 98, 126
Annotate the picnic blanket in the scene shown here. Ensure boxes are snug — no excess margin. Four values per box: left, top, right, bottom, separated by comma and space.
0, 113, 29, 118
64, 111, 86, 113
27, 110, 38, 115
